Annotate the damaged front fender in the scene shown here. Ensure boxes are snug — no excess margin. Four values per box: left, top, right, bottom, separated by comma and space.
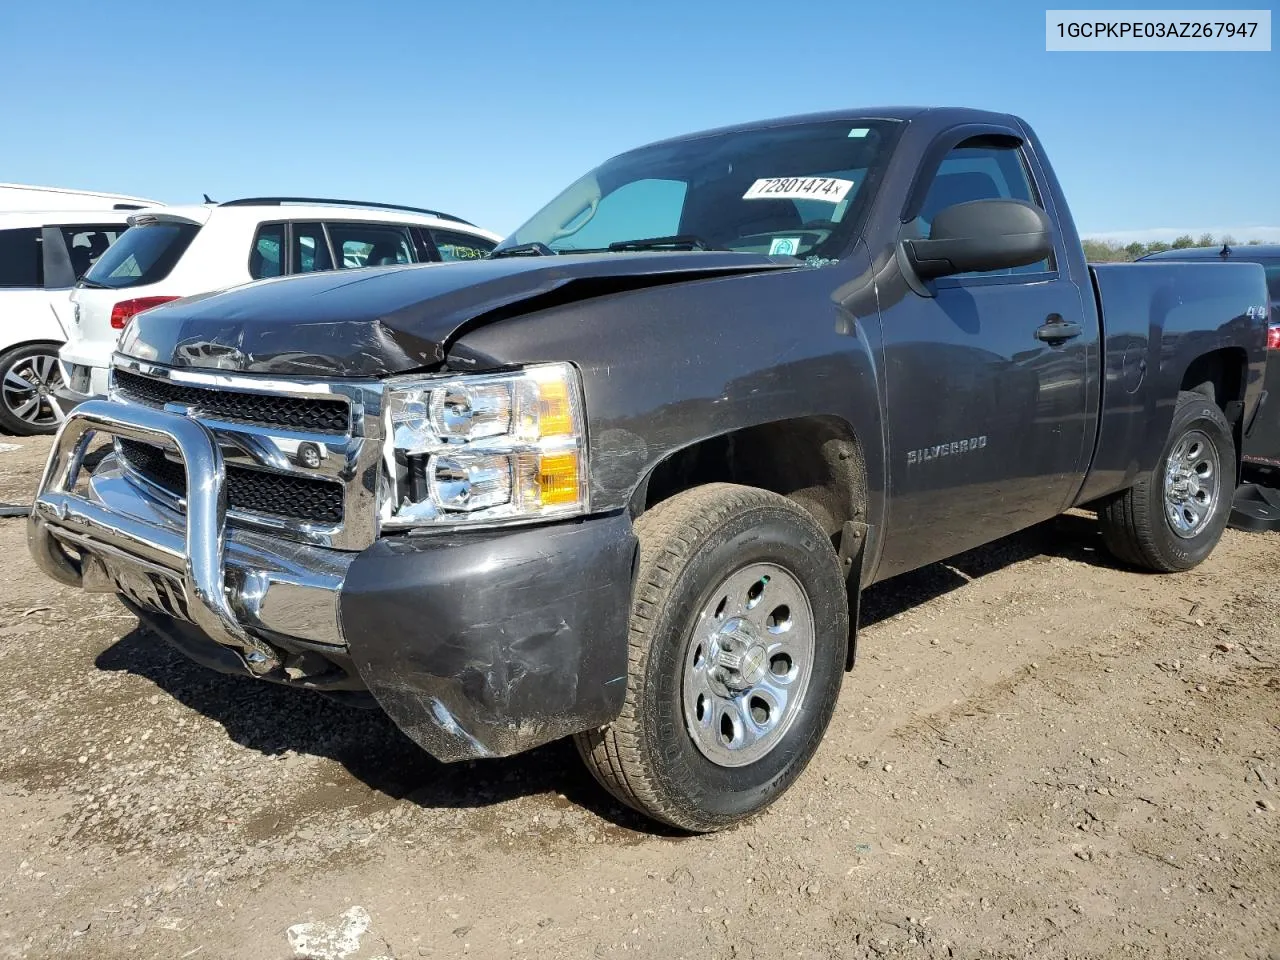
339, 513, 638, 762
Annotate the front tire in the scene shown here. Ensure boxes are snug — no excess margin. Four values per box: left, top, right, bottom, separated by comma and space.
1099, 390, 1234, 572
575, 483, 849, 832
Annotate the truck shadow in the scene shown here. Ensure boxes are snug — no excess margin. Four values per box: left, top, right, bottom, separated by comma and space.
93, 509, 1118, 835
860, 510, 1120, 628
93, 629, 661, 834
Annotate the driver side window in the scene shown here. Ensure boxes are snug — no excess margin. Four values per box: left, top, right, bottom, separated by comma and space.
918, 143, 1053, 276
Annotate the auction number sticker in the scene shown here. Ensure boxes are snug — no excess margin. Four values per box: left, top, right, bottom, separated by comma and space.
743, 176, 853, 203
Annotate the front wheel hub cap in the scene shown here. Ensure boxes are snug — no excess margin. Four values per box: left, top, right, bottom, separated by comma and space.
709, 619, 769, 693
682, 562, 816, 768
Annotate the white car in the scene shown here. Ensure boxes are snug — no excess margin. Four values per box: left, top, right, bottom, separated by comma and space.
0, 182, 159, 213
59, 197, 501, 410
0, 210, 139, 434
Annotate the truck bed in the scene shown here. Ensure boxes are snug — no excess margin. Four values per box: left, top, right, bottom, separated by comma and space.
1075, 260, 1269, 506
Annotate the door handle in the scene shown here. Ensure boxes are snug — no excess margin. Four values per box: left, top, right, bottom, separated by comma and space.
1035, 315, 1082, 343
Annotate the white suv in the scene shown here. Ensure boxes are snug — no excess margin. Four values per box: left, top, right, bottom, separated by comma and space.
0, 210, 140, 434
0, 182, 158, 213
58, 197, 501, 410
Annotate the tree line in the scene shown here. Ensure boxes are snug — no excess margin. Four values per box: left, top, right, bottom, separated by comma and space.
1082, 233, 1268, 262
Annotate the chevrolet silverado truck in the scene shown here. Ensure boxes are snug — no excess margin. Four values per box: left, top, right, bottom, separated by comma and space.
27, 107, 1271, 832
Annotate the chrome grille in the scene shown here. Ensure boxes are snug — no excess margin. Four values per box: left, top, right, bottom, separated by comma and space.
108, 357, 386, 550
114, 369, 350, 434
118, 439, 345, 525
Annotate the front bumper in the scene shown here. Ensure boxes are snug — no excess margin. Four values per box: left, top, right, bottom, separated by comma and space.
29, 400, 637, 762
340, 513, 636, 761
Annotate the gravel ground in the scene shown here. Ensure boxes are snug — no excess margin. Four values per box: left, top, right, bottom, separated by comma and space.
1, 432, 1278, 960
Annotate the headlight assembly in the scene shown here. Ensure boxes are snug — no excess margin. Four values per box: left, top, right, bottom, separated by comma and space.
380, 363, 587, 530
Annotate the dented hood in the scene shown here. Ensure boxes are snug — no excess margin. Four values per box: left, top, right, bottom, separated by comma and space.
117, 252, 792, 378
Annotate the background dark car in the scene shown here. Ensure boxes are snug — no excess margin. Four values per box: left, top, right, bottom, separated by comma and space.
1141, 244, 1280, 473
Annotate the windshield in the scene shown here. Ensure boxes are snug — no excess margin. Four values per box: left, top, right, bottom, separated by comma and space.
497, 118, 901, 261
83, 221, 199, 289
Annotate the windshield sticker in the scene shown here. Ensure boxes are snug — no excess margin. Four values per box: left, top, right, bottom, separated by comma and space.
768, 237, 801, 256
743, 177, 853, 203
847, 127, 870, 138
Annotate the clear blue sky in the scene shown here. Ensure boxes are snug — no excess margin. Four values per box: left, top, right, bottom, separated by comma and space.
2, 0, 1276, 239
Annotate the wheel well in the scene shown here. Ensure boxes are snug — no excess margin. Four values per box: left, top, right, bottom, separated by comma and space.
635, 416, 867, 545
0, 339, 63, 358
1180, 348, 1246, 410
1180, 347, 1247, 481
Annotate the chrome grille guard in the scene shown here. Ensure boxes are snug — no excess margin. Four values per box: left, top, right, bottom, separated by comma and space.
29, 400, 282, 674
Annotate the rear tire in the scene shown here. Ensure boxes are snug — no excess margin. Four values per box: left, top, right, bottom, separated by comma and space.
0, 343, 65, 436
1099, 390, 1234, 572
575, 483, 849, 832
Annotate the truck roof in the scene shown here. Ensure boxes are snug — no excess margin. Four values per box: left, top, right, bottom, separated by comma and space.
634, 106, 1019, 151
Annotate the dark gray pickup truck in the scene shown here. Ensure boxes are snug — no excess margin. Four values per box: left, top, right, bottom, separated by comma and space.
28, 107, 1271, 831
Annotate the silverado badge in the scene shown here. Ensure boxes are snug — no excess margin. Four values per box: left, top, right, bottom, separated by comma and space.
907, 435, 987, 465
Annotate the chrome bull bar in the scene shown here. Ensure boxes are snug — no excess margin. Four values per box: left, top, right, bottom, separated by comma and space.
28, 399, 282, 674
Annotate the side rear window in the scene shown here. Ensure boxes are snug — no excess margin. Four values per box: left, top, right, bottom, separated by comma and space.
250, 224, 284, 279
85, 221, 199, 289
249, 222, 336, 279
431, 229, 496, 261
327, 222, 415, 269
0, 228, 43, 288
291, 222, 333, 274
917, 142, 1053, 276
60, 225, 126, 280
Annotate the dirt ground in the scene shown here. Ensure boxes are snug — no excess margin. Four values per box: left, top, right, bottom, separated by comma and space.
0, 432, 1277, 960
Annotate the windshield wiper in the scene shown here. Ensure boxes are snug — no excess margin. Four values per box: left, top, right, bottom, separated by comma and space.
77, 277, 110, 289
489, 241, 557, 259
607, 234, 717, 252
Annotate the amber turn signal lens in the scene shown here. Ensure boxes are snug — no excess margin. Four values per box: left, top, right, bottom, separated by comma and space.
537, 451, 580, 506
536, 377, 574, 436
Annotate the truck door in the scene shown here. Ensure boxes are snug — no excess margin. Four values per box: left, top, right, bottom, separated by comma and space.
876, 134, 1091, 578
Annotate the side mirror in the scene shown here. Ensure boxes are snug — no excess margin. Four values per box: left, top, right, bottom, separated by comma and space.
902, 198, 1053, 281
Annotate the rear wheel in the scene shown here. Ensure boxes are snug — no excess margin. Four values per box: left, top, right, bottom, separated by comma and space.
0, 343, 65, 436
1099, 390, 1234, 572
575, 483, 849, 832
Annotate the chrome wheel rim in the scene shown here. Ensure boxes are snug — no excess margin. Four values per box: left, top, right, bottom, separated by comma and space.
682, 562, 816, 768
2, 352, 64, 429
1164, 429, 1219, 538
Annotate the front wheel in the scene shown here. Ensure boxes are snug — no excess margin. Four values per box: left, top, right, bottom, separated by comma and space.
1099, 390, 1235, 572
575, 483, 849, 832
